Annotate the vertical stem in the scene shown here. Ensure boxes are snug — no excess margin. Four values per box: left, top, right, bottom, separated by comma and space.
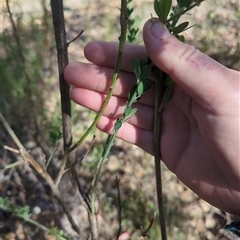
153, 70, 167, 240
50, 0, 72, 151
50, 0, 81, 235
89, 1, 128, 239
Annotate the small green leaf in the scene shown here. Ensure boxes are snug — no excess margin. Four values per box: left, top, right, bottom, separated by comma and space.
124, 106, 132, 117
137, 81, 144, 97
140, 64, 151, 81
131, 59, 141, 79
49, 129, 62, 144
176, 34, 185, 42
154, 0, 162, 21
154, 0, 172, 23
125, 108, 138, 120
128, 19, 134, 26
114, 120, 123, 131
172, 21, 189, 35
18, 205, 30, 219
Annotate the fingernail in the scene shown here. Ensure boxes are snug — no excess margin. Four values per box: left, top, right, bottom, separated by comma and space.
151, 20, 171, 39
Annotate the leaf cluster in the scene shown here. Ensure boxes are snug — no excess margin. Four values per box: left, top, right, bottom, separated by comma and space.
152, 0, 201, 91
126, 0, 139, 43
114, 59, 152, 132
154, 0, 199, 41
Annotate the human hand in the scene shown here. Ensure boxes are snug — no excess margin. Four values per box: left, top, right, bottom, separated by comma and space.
64, 19, 240, 215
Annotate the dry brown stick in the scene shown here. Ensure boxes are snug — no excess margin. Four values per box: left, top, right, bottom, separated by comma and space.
50, 0, 78, 194
50, 0, 72, 151
0, 113, 81, 234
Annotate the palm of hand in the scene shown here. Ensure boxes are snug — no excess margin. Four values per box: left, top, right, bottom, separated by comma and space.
162, 84, 240, 213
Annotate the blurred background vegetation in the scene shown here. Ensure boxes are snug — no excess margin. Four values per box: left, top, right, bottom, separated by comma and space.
0, 0, 239, 239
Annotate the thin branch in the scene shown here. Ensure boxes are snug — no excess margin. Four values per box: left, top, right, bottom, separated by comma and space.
67, 30, 84, 46
55, 152, 69, 186
55, 134, 95, 186
153, 69, 167, 240
76, 170, 91, 212
116, 176, 122, 240
63, 135, 96, 175
141, 212, 156, 237
0, 159, 24, 170
0, 113, 24, 150
4, 145, 20, 154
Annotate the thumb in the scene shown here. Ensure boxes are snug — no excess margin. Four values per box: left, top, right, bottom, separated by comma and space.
143, 19, 234, 106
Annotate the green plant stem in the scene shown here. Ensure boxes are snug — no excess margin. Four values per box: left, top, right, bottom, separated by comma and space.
0, 160, 24, 170
91, 132, 117, 214
19, 216, 67, 240
69, 0, 128, 154
90, 84, 139, 214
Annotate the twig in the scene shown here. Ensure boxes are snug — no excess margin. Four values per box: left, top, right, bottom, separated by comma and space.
45, 143, 58, 169
116, 176, 122, 240
67, 30, 84, 46
64, 136, 96, 211
141, 212, 156, 237
3, 145, 20, 154
153, 70, 167, 240
63, 135, 96, 175
0, 159, 24, 170
76, 171, 91, 211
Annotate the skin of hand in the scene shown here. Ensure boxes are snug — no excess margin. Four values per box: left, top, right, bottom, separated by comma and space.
64, 19, 240, 215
